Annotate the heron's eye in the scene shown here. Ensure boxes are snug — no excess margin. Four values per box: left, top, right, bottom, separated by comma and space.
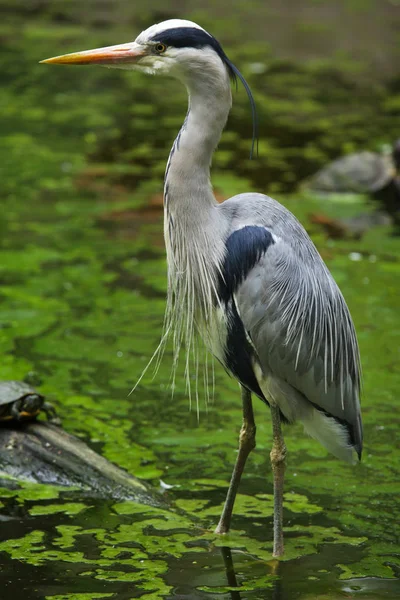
155, 43, 167, 54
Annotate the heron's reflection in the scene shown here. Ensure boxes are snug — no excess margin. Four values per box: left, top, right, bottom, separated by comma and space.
221, 546, 241, 599
220, 546, 283, 600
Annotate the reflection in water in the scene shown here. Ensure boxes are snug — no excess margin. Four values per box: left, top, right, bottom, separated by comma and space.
270, 564, 283, 600
221, 546, 283, 600
219, 543, 400, 600
221, 546, 242, 599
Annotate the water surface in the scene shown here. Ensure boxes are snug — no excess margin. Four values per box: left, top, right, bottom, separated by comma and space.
0, 7, 399, 600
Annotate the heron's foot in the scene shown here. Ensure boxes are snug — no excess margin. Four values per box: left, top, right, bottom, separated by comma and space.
272, 538, 285, 558
214, 521, 229, 535
273, 543, 285, 557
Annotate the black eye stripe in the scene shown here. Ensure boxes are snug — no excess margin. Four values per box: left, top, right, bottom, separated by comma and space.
150, 27, 221, 52
149, 27, 233, 79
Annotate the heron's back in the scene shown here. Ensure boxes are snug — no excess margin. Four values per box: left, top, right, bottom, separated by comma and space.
214, 193, 362, 462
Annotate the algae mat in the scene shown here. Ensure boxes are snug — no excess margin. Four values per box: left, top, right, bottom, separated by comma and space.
0, 10, 399, 600
0, 169, 399, 598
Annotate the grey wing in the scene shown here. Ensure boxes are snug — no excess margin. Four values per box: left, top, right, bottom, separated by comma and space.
235, 235, 362, 459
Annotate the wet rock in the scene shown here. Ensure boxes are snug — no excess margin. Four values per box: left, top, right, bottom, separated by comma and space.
0, 422, 166, 507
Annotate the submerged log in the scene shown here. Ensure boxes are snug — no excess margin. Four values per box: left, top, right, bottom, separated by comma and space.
0, 422, 166, 507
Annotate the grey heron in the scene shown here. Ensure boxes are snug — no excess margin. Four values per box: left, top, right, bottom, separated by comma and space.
41, 19, 362, 557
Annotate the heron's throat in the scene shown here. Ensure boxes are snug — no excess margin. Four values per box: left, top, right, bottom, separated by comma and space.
163, 71, 232, 216
162, 69, 231, 342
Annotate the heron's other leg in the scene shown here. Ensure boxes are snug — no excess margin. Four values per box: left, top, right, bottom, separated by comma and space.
270, 403, 287, 557
215, 386, 256, 534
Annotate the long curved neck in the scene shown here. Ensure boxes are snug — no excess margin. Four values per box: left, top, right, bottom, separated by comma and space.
163, 61, 232, 339
164, 66, 232, 216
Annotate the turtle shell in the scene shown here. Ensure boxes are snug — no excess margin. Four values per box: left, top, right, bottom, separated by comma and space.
0, 381, 43, 406
305, 151, 395, 194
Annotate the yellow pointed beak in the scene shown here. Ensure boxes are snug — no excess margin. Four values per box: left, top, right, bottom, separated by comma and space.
40, 42, 145, 66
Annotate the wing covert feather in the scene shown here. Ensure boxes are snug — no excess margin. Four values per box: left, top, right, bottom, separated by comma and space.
234, 236, 361, 432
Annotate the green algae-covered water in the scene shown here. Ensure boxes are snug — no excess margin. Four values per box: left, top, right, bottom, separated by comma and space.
1, 171, 400, 599
1, 4, 400, 599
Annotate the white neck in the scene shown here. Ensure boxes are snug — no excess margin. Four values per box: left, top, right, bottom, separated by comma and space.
164, 57, 232, 216
162, 54, 232, 361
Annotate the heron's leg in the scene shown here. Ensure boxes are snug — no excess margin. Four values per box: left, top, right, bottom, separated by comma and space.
215, 386, 256, 534
270, 403, 286, 557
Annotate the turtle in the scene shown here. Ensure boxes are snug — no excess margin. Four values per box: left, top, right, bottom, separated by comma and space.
0, 381, 61, 425
303, 140, 400, 231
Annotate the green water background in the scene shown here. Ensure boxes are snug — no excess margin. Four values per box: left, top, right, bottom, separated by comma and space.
0, 1, 399, 598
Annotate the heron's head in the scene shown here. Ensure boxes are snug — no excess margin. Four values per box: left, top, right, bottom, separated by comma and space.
42, 19, 233, 81
41, 19, 258, 156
